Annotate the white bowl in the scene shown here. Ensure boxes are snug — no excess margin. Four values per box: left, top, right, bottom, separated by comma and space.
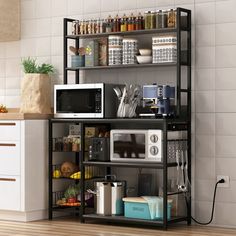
139, 49, 152, 56
136, 55, 152, 64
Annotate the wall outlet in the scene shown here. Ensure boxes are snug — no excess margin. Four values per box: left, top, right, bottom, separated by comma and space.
217, 175, 230, 188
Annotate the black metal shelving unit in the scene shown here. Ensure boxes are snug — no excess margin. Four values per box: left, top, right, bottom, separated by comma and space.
49, 7, 191, 229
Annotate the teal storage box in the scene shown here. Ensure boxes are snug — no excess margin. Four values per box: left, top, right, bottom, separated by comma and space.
123, 197, 172, 221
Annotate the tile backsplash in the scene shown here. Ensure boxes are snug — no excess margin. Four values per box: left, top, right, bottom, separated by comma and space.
0, 0, 235, 228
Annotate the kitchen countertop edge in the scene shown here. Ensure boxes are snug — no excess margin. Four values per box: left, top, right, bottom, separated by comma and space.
0, 108, 53, 120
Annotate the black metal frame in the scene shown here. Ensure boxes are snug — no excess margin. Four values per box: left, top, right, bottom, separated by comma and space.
48, 118, 190, 228
49, 8, 191, 229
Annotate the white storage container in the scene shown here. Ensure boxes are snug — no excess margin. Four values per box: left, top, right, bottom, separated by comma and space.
108, 35, 123, 65
122, 38, 138, 65
152, 35, 177, 63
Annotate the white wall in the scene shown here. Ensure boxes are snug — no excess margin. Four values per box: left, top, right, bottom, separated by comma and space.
1, 0, 236, 228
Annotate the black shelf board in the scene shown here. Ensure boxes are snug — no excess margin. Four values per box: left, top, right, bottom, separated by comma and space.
66, 62, 177, 71
53, 150, 81, 153
66, 28, 177, 39
50, 117, 188, 124
167, 191, 187, 196
52, 205, 80, 211
82, 214, 188, 226
83, 161, 177, 169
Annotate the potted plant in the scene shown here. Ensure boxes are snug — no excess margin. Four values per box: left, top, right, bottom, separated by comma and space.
64, 184, 80, 203
20, 57, 54, 114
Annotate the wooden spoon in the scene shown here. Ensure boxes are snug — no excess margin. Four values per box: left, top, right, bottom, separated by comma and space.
69, 46, 78, 55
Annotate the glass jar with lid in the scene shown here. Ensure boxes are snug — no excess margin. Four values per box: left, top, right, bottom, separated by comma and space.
144, 11, 151, 29
156, 10, 168, 29
145, 10, 156, 29
167, 9, 176, 28
150, 11, 156, 29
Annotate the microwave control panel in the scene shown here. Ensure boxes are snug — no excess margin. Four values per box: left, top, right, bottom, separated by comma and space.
95, 91, 102, 113
147, 130, 162, 161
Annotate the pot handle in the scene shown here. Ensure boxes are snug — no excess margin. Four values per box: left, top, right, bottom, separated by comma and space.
105, 175, 116, 181
87, 189, 97, 195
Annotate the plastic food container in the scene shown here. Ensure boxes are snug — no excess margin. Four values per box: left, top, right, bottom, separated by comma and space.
123, 197, 172, 220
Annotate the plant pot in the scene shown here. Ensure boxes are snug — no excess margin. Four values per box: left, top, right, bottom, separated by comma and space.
20, 73, 51, 114
67, 197, 77, 203
71, 55, 85, 67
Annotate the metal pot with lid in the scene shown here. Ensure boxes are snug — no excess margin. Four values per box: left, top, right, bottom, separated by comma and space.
88, 175, 126, 216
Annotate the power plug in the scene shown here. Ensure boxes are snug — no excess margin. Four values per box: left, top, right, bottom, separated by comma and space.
217, 175, 230, 187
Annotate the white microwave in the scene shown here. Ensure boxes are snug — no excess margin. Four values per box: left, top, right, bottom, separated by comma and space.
110, 129, 163, 163
54, 83, 118, 118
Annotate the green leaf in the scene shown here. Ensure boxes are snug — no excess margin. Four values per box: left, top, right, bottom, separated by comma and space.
21, 57, 54, 75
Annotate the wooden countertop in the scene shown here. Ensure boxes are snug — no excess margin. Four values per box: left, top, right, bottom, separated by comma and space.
0, 108, 53, 120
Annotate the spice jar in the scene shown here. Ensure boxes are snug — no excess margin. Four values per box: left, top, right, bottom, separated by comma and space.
127, 13, 135, 31
120, 14, 128, 32
87, 19, 92, 34
167, 9, 176, 28
106, 15, 113, 33
150, 11, 156, 29
144, 11, 151, 29
113, 14, 121, 32
145, 11, 156, 29
72, 21, 80, 35
156, 10, 167, 29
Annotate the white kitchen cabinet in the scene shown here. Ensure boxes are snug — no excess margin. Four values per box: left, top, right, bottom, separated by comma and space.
0, 120, 48, 222
0, 175, 21, 211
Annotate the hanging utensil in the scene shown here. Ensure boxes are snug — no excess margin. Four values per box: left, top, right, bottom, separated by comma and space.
176, 149, 181, 190
184, 147, 191, 193
117, 86, 126, 117
178, 150, 187, 192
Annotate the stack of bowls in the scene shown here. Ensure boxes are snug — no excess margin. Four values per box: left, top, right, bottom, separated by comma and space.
136, 49, 152, 64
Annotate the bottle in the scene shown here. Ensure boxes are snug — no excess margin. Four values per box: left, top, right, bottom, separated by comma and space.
136, 12, 143, 30
113, 14, 120, 32
106, 15, 113, 33
120, 14, 128, 32
87, 19, 92, 34
127, 13, 135, 31
80, 20, 84, 35
96, 18, 101, 34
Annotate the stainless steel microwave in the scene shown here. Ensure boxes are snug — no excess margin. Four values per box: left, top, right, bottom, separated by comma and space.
54, 83, 118, 118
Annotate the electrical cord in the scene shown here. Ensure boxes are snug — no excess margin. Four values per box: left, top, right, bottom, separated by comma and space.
185, 179, 224, 225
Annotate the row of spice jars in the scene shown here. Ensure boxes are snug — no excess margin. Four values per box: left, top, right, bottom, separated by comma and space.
53, 137, 81, 152
144, 9, 177, 29
72, 13, 145, 35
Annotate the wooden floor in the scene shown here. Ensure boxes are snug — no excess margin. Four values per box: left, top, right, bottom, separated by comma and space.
0, 218, 236, 236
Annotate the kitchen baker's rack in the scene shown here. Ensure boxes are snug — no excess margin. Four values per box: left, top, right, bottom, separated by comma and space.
48, 7, 191, 230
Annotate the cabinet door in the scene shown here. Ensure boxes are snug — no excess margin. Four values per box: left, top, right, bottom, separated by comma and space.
0, 121, 20, 141
0, 176, 20, 211
0, 141, 20, 175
